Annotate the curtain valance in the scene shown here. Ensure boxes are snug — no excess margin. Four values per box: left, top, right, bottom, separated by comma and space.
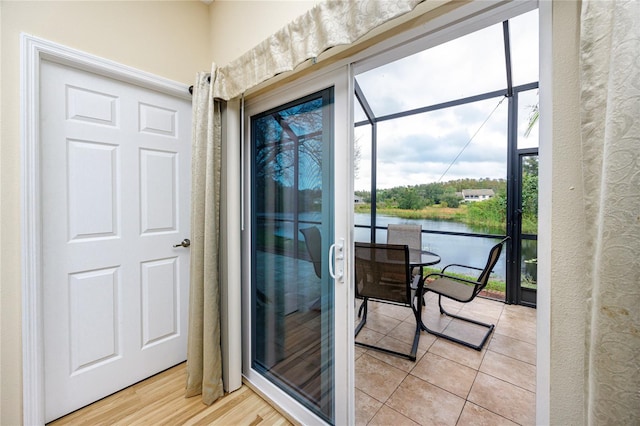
212, 0, 423, 100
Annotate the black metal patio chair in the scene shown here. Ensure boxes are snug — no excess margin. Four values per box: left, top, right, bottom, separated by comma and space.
387, 223, 423, 277
420, 237, 509, 351
354, 242, 423, 361
299, 226, 323, 311
300, 226, 322, 279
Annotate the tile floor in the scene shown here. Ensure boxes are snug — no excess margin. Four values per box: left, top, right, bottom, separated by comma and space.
355, 292, 536, 426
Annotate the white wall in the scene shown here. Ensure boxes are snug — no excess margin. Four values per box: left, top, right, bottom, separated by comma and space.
0, 2, 210, 424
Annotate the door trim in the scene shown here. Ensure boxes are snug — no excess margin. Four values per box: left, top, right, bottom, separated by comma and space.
20, 34, 191, 425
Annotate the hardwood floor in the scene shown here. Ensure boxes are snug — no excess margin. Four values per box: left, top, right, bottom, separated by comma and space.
49, 363, 292, 425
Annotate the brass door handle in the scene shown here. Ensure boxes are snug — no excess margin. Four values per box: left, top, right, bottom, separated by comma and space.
173, 238, 191, 248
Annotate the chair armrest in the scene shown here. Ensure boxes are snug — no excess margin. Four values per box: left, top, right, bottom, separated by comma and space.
441, 263, 484, 273
424, 272, 480, 287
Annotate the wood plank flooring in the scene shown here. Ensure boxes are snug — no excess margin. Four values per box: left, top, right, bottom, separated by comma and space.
49, 363, 292, 425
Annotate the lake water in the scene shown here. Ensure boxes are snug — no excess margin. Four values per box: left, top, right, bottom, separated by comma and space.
354, 213, 507, 279
275, 212, 509, 280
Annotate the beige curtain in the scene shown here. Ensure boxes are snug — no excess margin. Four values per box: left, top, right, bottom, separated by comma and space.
213, 0, 422, 100
185, 71, 224, 405
579, 0, 640, 423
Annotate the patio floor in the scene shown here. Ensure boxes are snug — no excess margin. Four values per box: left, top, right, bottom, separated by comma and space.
355, 293, 536, 425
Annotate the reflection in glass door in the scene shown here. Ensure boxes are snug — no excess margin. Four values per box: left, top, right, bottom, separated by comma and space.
250, 88, 335, 422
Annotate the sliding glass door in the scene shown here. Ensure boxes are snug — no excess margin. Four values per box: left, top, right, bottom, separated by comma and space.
243, 67, 352, 425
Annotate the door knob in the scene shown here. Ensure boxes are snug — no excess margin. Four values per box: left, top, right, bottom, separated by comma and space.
173, 238, 190, 248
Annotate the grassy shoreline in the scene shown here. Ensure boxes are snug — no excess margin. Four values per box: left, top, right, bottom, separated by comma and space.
355, 204, 537, 234
355, 204, 506, 233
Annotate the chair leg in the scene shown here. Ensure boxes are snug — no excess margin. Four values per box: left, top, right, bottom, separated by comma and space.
354, 298, 368, 336
357, 298, 366, 318
354, 298, 420, 361
420, 295, 495, 351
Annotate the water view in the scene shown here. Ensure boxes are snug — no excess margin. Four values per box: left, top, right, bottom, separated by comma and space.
354, 213, 508, 279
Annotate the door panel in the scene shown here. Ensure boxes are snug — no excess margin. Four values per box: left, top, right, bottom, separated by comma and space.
141, 258, 179, 346
244, 67, 352, 425
67, 140, 118, 239
41, 60, 191, 422
251, 89, 334, 420
69, 267, 119, 371
140, 149, 178, 233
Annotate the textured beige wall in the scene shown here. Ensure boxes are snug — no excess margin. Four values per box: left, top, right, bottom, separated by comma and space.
0, 2, 210, 424
209, 0, 318, 66
549, 0, 587, 423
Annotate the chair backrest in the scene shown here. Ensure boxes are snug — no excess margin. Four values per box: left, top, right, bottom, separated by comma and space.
354, 242, 411, 305
300, 226, 322, 278
475, 237, 509, 294
387, 224, 422, 251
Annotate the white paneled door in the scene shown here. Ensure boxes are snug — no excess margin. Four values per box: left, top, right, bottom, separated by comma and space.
40, 60, 191, 422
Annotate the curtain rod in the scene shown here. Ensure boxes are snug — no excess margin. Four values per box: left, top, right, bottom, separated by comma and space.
188, 74, 211, 95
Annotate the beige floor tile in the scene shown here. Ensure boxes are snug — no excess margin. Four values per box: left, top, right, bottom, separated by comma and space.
458, 298, 504, 322
502, 304, 536, 322
439, 318, 493, 348
456, 402, 518, 426
386, 375, 465, 425
362, 322, 437, 372
354, 296, 537, 426
452, 312, 500, 329
420, 307, 453, 333
410, 353, 477, 398
479, 350, 536, 392
368, 405, 419, 426
495, 305, 537, 343
355, 388, 383, 426
494, 316, 536, 344
488, 333, 536, 365
355, 327, 385, 346
371, 302, 414, 322
355, 353, 407, 403
417, 330, 437, 352
365, 334, 424, 372
468, 372, 536, 426
393, 320, 433, 347
366, 351, 424, 373
421, 291, 438, 303
360, 310, 402, 335
428, 338, 486, 370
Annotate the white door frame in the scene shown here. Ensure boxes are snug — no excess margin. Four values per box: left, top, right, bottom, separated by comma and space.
20, 34, 192, 425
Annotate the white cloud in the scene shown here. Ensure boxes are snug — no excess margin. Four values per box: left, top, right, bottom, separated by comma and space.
353, 9, 538, 191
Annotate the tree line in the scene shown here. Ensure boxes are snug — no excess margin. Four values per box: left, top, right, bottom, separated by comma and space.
355, 157, 539, 233
356, 178, 507, 210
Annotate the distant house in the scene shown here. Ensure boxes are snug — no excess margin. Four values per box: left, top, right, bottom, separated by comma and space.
461, 189, 495, 202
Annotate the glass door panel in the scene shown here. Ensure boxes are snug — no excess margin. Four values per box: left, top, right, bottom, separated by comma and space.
518, 152, 538, 306
251, 88, 334, 422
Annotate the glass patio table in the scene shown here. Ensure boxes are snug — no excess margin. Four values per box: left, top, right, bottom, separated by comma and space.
408, 248, 441, 270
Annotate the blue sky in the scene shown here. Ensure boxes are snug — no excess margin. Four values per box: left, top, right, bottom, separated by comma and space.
353, 9, 539, 190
